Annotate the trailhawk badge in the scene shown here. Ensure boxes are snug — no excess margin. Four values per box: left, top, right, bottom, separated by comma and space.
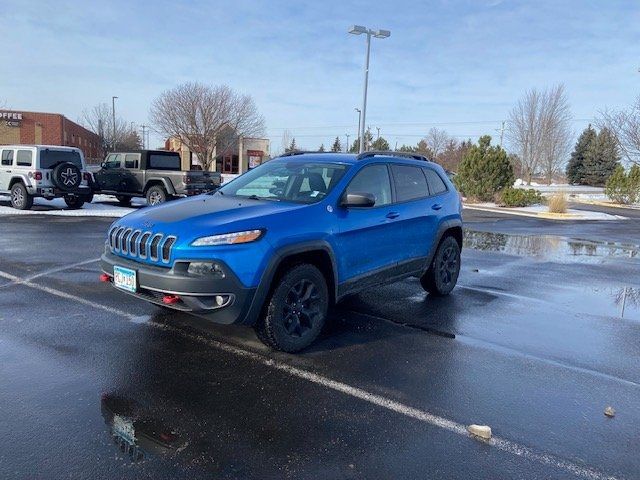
61, 167, 78, 187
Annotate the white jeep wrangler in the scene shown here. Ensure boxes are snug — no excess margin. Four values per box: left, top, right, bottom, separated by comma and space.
0, 145, 93, 210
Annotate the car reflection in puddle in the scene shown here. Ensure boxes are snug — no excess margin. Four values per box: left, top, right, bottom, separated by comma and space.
463, 230, 639, 263
101, 393, 184, 462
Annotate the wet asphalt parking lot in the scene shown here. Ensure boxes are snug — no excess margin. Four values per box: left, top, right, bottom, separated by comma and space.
0, 207, 639, 479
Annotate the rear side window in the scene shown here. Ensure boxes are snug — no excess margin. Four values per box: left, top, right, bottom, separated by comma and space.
424, 168, 448, 195
148, 153, 181, 170
40, 149, 82, 169
391, 165, 429, 202
1, 149, 13, 166
345, 164, 392, 206
16, 150, 33, 167
124, 154, 139, 169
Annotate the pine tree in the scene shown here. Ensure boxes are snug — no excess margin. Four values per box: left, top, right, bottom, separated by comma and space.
318, 143, 325, 152
582, 127, 620, 186
454, 135, 515, 201
286, 138, 297, 153
349, 128, 374, 153
566, 125, 596, 184
331, 137, 342, 152
370, 136, 390, 151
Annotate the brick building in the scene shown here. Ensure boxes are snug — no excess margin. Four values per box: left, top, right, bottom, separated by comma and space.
0, 110, 102, 161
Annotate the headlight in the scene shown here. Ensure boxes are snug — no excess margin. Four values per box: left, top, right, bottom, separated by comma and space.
191, 229, 263, 246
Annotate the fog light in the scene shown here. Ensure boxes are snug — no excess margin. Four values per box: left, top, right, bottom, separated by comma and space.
215, 295, 225, 306
187, 262, 225, 277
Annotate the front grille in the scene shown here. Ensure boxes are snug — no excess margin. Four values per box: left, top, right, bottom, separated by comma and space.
108, 227, 176, 264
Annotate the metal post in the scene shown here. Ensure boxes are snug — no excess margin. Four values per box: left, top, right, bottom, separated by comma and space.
111, 96, 118, 150
354, 108, 361, 151
359, 32, 371, 153
345, 134, 350, 152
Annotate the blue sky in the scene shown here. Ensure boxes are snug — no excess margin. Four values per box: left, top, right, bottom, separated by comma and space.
1, 0, 639, 153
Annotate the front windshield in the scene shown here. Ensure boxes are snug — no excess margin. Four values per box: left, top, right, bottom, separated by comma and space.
218, 161, 349, 204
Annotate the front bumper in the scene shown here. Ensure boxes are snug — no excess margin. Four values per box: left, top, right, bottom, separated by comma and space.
101, 251, 256, 325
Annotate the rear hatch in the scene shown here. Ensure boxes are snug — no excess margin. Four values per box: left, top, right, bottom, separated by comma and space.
38, 148, 88, 188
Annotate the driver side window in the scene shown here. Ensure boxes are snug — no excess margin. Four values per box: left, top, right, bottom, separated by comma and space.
104, 154, 122, 169
345, 164, 392, 207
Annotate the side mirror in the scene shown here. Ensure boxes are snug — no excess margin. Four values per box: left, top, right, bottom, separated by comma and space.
341, 192, 376, 208
100, 162, 107, 169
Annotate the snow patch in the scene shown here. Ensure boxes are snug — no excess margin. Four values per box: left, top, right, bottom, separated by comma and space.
0, 194, 145, 218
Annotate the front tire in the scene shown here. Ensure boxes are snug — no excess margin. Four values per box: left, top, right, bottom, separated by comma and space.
64, 194, 85, 209
420, 236, 461, 296
116, 195, 132, 207
146, 186, 167, 206
254, 264, 329, 352
10, 183, 33, 210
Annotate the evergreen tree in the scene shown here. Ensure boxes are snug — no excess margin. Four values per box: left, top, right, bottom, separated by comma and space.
454, 135, 515, 201
318, 143, 325, 152
397, 144, 417, 152
349, 128, 374, 153
370, 136, 390, 151
566, 125, 596, 184
286, 137, 297, 153
331, 137, 342, 152
582, 127, 620, 186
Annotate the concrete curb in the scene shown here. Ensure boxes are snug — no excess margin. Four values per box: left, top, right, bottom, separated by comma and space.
463, 204, 625, 221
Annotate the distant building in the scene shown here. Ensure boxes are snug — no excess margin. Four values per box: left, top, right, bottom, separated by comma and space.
165, 129, 270, 182
0, 110, 102, 161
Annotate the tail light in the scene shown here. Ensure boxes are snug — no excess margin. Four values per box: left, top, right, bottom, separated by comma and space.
83, 172, 92, 182
183, 175, 192, 184
31, 171, 42, 181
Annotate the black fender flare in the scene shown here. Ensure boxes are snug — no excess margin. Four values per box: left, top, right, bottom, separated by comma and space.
145, 177, 176, 195
421, 218, 463, 275
239, 240, 339, 325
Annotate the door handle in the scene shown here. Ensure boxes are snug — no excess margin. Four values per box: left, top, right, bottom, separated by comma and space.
432, 204, 442, 211
386, 211, 400, 219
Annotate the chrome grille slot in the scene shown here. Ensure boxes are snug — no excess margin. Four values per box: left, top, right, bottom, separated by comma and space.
161, 237, 176, 263
129, 231, 141, 256
149, 234, 163, 261
109, 228, 117, 249
121, 229, 133, 254
138, 232, 151, 258
115, 227, 125, 252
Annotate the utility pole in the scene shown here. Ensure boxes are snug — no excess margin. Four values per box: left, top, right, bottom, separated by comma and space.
498, 120, 506, 147
111, 96, 118, 150
141, 125, 147, 149
354, 108, 361, 150
376, 127, 381, 140
345, 134, 350, 152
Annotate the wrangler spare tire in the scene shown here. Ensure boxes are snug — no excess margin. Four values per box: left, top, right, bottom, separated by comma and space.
52, 162, 82, 191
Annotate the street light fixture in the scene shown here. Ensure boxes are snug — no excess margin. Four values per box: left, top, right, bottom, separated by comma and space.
349, 25, 390, 153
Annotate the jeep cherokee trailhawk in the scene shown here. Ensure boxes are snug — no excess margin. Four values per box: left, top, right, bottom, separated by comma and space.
100, 152, 463, 352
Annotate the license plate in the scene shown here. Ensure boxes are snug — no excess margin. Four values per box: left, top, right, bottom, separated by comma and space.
113, 266, 137, 293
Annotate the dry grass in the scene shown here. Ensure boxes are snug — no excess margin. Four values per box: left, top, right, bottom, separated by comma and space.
547, 192, 568, 213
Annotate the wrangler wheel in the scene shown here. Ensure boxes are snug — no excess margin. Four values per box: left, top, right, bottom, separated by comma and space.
10, 183, 33, 210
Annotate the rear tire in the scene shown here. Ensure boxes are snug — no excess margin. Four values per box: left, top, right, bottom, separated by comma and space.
420, 236, 461, 296
83, 193, 94, 204
64, 195, 85, 209
254, 264, 328, 352
116, 195, 132, 207
146, 186, 167, 206
10, 183, 33, 210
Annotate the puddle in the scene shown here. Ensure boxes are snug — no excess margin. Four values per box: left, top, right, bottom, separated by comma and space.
101, 393, 184, 462
581, 286, 640, 321
464, 230, 639, 263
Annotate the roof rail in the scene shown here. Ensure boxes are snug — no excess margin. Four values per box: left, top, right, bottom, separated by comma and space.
278, 150, 345, 158
356, 151, 431, 162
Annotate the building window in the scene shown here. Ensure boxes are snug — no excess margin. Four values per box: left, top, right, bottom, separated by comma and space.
223, 155, 239, 174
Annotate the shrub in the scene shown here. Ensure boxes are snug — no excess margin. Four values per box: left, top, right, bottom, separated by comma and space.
605, 164, 640, 204
497, 187, 543, 207
547, 193, 568, 213
454, 135, 514, 202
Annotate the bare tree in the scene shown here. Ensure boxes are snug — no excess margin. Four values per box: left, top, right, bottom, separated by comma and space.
598, 96, 640, 166
422, 127, 450, 158
80, 103, 138, 152
149, 82, 265, 171
507, 84, 572, 184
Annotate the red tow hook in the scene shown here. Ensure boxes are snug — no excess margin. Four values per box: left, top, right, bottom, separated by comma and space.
162, 295, 180, 305
99, 273, 111, 283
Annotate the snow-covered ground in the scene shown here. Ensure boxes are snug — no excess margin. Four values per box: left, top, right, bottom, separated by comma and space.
0, 194, 145, 217
465, 202, 626, 220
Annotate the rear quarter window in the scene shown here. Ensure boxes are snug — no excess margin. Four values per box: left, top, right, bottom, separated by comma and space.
148, 153, 181, 170
424, 168, 448, 195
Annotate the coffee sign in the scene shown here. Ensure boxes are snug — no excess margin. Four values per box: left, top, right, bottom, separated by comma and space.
0, 112, 22, 127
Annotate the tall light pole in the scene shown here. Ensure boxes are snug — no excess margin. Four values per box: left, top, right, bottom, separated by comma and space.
345, 133, 350, 152
111, 96, 118, 150
354, 107, 361, 150
349, 25, 390, 153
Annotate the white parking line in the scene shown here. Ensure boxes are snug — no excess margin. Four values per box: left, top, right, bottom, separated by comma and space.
0, 267, 620, 480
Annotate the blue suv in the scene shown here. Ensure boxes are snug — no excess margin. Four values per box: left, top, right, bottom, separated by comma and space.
101, 152, 463, 352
